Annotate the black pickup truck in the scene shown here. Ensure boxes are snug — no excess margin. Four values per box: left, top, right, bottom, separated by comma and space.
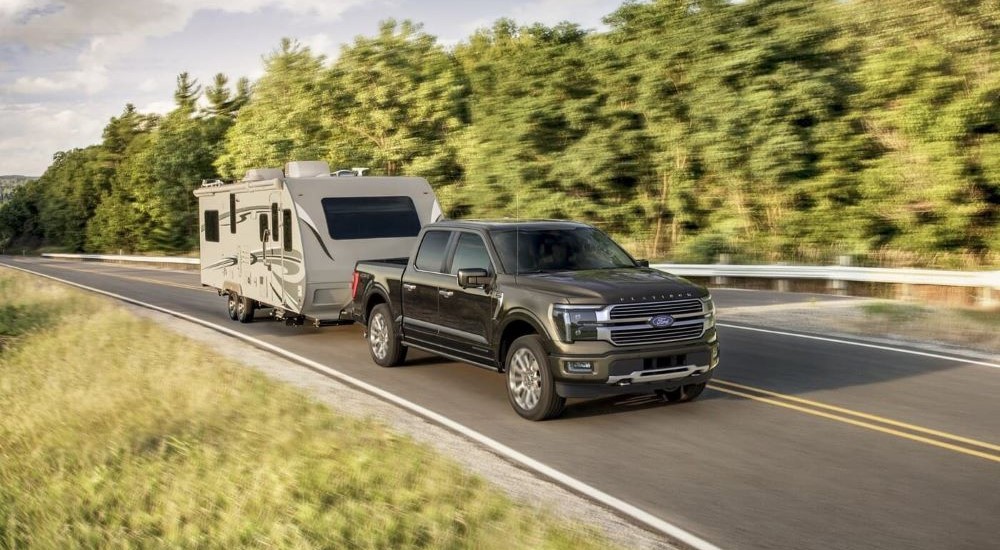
351, 220, 720, 420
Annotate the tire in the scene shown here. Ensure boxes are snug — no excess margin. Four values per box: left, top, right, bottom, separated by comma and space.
236, 295, 255, 323
226, 292, 239, 320
505, 335, 565, 421
657, 382, 707, 403
367, 304, 407, 367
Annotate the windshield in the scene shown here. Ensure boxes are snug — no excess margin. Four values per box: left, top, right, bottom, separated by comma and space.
490, 227, 637, 274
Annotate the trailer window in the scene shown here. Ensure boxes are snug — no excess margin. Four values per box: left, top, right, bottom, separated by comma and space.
271, 203, 279, 241
204, 210, 219, 242
229, 194, 236, 234
282, 209, 293, 251
259, 213, 269, 242
320, 196, 421, 240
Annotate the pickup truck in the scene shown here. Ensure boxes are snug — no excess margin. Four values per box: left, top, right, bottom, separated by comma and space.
351, 220, 720, 420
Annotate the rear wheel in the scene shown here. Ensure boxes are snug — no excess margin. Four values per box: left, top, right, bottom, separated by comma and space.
506, 335, 565, 421
236, 295, 255, 323
367, 304, 407, 367
226, 293, 239, 320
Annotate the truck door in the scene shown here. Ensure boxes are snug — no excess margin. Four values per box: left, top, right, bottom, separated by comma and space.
437, 231, 497, 365
400, 230, 454, 350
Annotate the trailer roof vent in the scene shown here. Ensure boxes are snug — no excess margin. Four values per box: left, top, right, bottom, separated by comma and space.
285, 160, 330, 178
243, 168, 284, 182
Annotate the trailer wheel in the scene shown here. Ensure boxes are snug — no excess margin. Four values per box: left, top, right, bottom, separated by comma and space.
236, 295, 255, 323
368, 303, 406, 367
226, 293, 239, 320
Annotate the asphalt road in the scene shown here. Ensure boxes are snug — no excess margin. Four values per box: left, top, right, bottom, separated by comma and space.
2, 256, 998, 550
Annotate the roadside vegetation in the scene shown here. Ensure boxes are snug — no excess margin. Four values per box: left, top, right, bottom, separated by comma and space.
0, 0, 997, 267
0, 269, 609, 548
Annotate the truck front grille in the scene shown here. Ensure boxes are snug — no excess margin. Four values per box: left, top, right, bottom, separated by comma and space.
609, 323, 705, 346
609, 299, 703, 320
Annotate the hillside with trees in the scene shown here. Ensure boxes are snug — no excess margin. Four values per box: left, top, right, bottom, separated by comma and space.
1, 0, 997, 267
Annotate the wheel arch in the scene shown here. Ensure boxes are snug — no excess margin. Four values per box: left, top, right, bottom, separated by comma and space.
496, 311, 550, 372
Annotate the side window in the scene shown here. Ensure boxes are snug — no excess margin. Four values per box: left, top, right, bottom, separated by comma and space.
271, 203, 279, 241
414, 231, 451, 272
259, 213, 269, 242
204, 210, 219, 242
449, 233, 491, 274
282, 209, 293, 252
229, 194, 236, 234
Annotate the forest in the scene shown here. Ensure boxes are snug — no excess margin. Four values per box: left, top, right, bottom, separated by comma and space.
0, 0, 997, 267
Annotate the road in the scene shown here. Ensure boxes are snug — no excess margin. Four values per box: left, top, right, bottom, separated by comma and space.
2, 256, 998, 550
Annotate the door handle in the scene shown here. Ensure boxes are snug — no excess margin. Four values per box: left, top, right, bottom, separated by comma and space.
402, 283, 416, 292
438, 290, 454, 298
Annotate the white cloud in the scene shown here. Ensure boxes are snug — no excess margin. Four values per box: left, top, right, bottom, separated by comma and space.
140, 100, 174, 115
0, 0, 369, 94
509, 0, 613, 29
0, 102, 105, 175
301, 32, 338, 59
137, 77, 159, 93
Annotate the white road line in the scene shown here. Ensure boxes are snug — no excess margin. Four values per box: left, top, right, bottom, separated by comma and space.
718, 323, 1000, 369
1, 261, 722, 550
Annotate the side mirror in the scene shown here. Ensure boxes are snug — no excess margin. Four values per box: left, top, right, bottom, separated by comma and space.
636, 259, 650, 268
458, 268, 491, 289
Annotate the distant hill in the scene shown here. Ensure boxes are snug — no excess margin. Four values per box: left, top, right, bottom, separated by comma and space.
0, 175, 35, 204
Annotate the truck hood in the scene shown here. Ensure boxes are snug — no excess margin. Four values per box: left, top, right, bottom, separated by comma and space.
514, 268, 707, 304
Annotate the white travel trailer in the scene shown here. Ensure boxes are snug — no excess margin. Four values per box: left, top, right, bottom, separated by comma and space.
194, 160, 442, 324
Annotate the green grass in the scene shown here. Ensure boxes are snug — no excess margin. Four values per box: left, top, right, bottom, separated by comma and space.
955, 308, 1000, 327
860, 302, 929, 322
0, 270, 609, 549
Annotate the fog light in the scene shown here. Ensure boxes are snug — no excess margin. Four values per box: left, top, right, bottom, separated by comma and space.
565, 361, 594, 374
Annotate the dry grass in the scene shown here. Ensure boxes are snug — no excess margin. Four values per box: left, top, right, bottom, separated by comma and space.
0, 269, 609, 549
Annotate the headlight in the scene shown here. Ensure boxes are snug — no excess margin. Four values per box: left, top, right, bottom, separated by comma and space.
553, 305, 601, 343
704, 297, 716, 329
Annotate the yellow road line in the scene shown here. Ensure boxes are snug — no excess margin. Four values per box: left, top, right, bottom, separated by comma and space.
708, 384, 1000, 464
43, 263, 210, 292
712, 379, 1000, 453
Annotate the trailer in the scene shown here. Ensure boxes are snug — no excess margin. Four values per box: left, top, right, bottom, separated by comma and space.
194, 160, 442, 325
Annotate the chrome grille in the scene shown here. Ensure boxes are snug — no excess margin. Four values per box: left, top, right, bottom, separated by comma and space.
609, 299, 703, 320
610, 323, 705, 346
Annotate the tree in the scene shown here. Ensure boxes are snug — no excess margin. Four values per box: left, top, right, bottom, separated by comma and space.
324, 19, 467, 181
214, 39, 329, 179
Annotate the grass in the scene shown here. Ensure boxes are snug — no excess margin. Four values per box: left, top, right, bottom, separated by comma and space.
0, 270, 609, 549
955, 308, 1000, 328
860, 302, 929, 322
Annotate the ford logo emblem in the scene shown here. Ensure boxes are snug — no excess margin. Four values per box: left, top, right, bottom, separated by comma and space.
649, 314, 674, 328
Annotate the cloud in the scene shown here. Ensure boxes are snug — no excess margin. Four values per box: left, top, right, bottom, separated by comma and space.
139, 100, 174, 115
0, 102, 105, 175
0, 0, 369, 94
137, 77, 160, 93
301, 32, 338, 60
509, 0, 614, 29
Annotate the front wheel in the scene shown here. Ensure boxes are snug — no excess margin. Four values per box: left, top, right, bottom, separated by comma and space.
657, 382, 707, 403
367, 304, 407, 367
506, 335, 565, 421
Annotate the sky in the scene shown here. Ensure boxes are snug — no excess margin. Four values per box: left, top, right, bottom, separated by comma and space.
0, 0, 625, 177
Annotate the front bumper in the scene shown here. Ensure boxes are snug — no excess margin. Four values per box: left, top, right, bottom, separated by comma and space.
547, 330, 719, 398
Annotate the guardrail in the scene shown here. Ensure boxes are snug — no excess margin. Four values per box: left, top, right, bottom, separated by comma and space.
652, 264, 1000, 288
42, 253, 200, 266
38, 253, 999, 306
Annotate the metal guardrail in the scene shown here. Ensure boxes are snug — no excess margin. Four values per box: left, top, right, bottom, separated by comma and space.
38, 253, 998, 289
42, 253, 200, 265
652, 264, 1000, 289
